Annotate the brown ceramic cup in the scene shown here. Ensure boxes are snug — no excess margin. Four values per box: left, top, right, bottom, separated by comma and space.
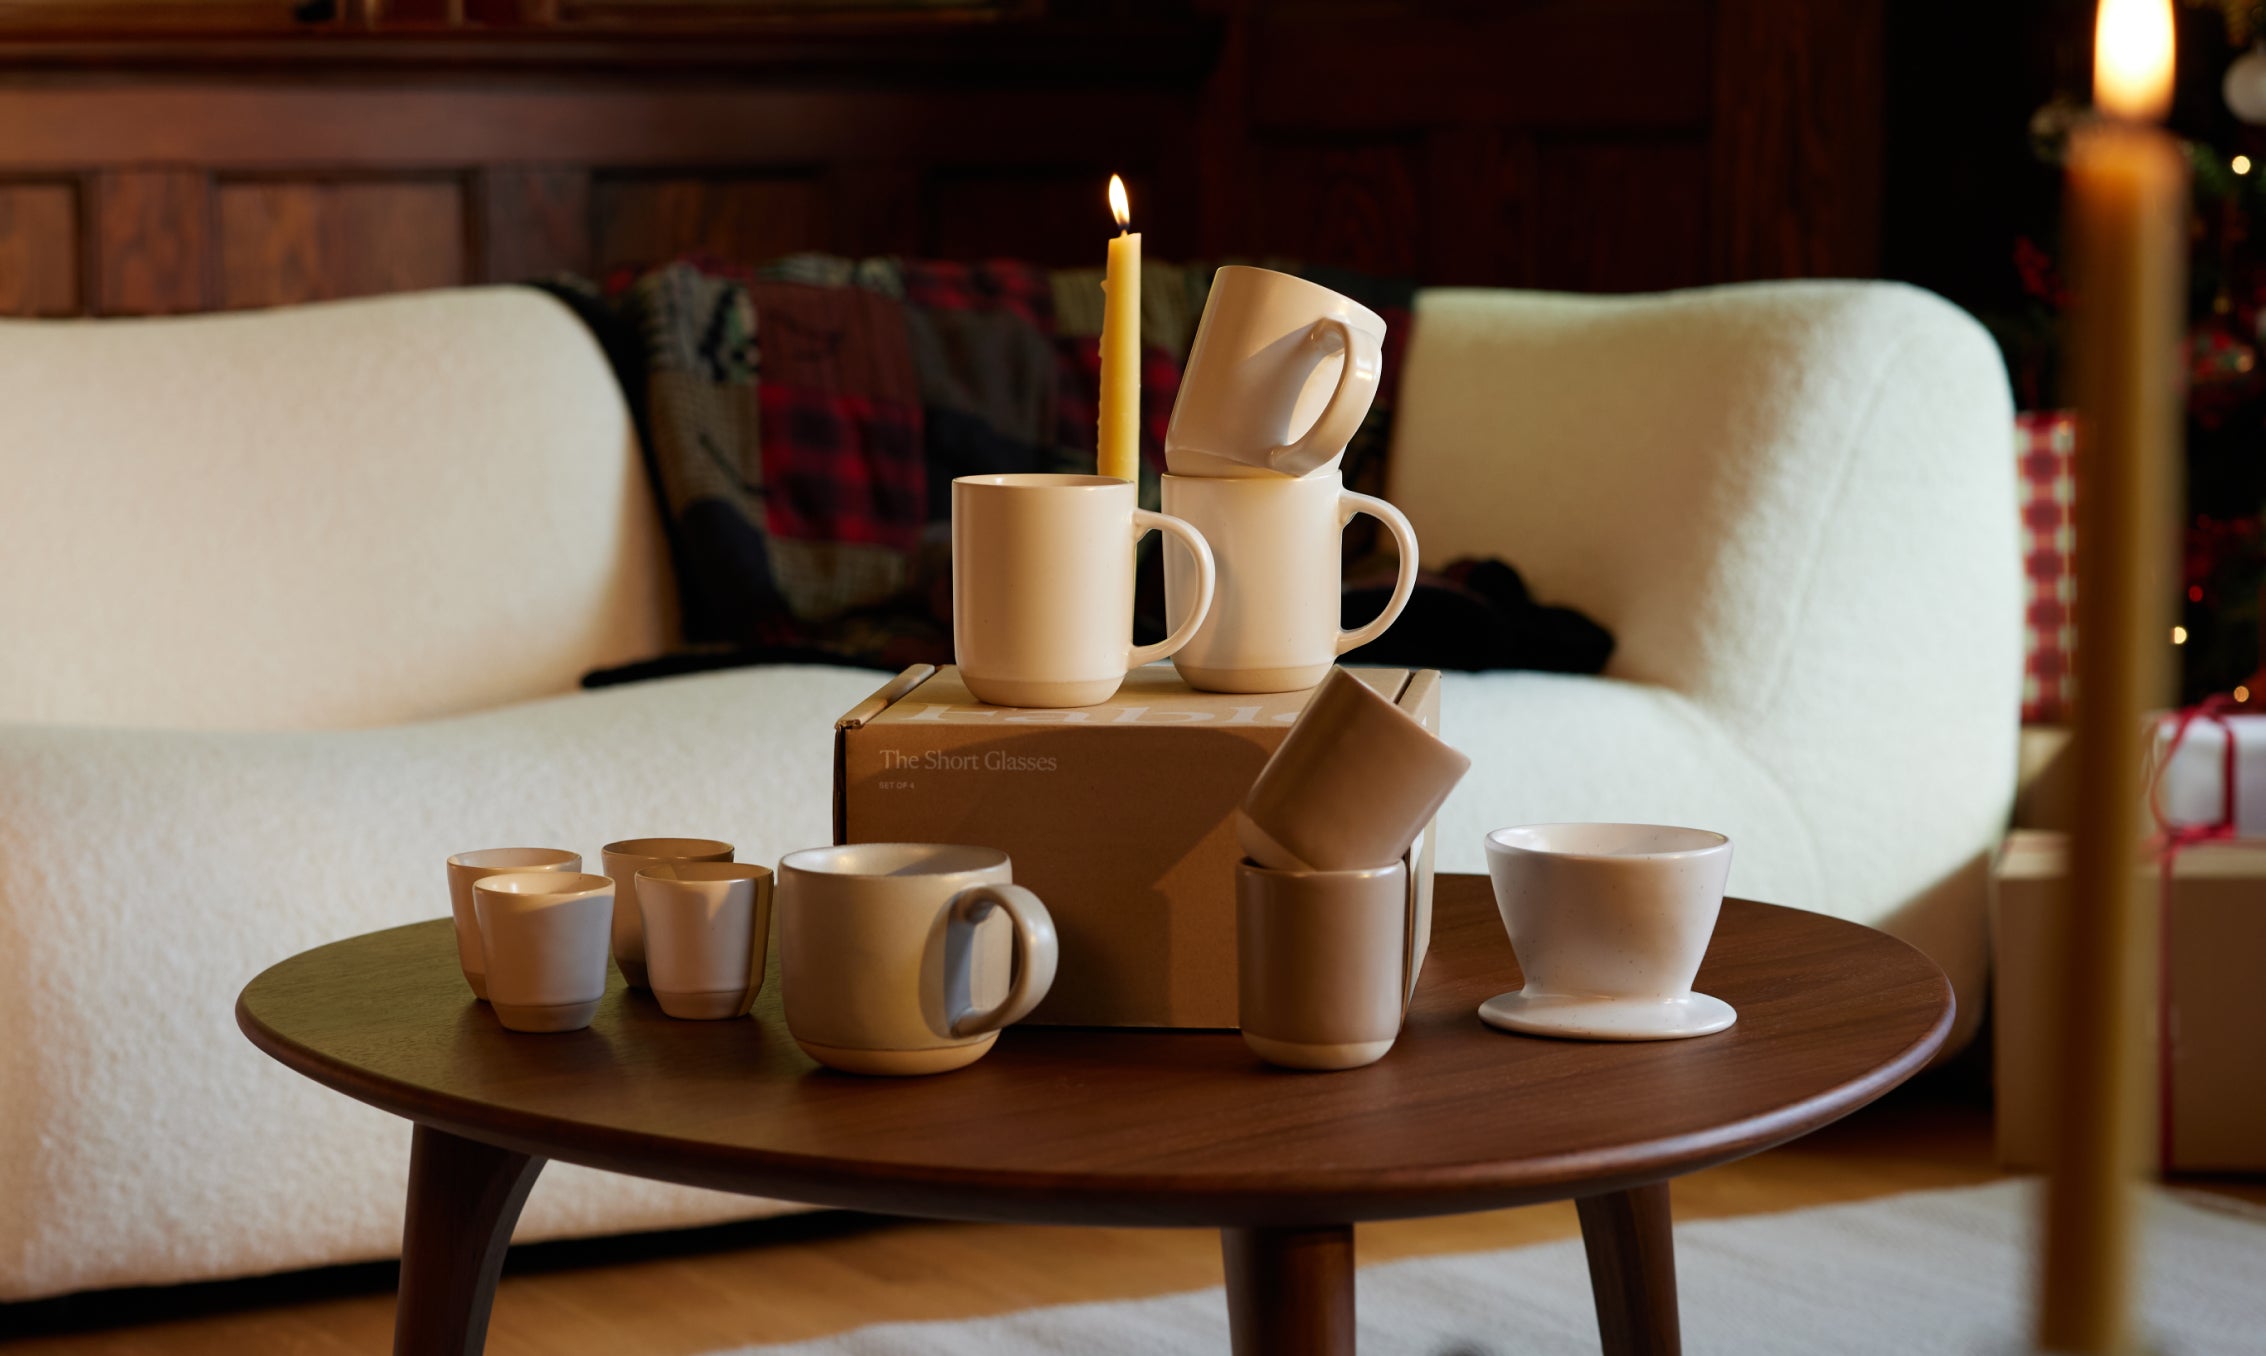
1237, 667, 1470, 871
601, 837, 735, 990
1235, 858, 1410, 1070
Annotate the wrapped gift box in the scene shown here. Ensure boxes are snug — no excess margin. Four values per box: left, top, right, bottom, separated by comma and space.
1993, 829, 2266, 1171
2150, 711, 2266, 837
834, 664, 1442, 1028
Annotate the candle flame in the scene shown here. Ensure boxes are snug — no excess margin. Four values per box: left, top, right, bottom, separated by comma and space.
2095, 0, 2175, 121
1108, 174, 1131, 231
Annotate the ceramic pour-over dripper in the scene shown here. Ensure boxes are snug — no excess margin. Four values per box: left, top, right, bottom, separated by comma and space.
1165, 266, 1386, 480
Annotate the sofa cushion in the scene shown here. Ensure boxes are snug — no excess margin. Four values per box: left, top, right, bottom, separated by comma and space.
0, 288, 673, 731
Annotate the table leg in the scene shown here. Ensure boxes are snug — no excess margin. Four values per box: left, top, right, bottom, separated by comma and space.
1220, 1224, 1354, 1355
1576, 1182, 1680, 1356
394, 1123, 546, 1356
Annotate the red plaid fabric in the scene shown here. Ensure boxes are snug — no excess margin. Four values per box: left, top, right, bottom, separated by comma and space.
757, 385, 924, 549
899, 259, 1057, 331
1056, 336, 1181, 472
2018, 411, 2078, 724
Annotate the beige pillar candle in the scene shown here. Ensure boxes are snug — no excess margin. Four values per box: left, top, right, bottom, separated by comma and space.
2043, 2, 2183, 1352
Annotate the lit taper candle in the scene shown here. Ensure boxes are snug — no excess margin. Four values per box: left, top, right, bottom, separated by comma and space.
1097, 174, 1141, 483
2045, 1, 2184, 1351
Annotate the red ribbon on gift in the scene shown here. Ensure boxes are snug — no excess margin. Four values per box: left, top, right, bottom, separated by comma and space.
2142, 693, 2242, 1172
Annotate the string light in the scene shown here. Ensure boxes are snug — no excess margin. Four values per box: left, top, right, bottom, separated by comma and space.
2237, 685, 2253, 703
2237, 154, 2255, 175
2172, 625, 2190, 644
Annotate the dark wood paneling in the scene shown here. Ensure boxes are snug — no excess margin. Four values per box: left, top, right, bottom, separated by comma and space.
1710, 0, 1885, 279
1243, 142, 1422, 281
0, 180, 77, 315
218, 178, 467, 309
1535, 139, 1711, 294
478, 166, 589, 283
93, 169, 209, 314
1422, 126, 1539, 289
926, 169, 1164, 268
591, 174, 827, 273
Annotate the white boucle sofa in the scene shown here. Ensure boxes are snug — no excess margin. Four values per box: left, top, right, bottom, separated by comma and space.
0, 280, 2020, 1301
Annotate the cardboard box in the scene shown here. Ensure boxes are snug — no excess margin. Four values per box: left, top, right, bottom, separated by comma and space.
834, 664, 1442, 1028
1993, 829, 2266, 1172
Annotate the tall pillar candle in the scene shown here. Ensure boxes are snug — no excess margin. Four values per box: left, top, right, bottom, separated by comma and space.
1098, 174, 1141, 483
2042, 2, 2183, 1352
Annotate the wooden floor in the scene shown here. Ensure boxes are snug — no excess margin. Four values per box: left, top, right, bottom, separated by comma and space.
8, 1084, 2257, 1355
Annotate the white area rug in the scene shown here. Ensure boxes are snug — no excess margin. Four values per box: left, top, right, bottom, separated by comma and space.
706, 1182, 2266, 1355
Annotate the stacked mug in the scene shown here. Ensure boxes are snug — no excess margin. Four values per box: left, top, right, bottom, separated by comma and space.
951, 265, 1421, 708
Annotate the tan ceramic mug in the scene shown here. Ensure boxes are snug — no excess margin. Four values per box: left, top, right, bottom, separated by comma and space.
777, 843, 1058, 1076
1237, 859, 1409, 1070
1238, 667, 1471, 872
1165, 265, 1386, 480
635, 862, 774, 1020
952, 473, 1216, 708
445, 847, 582, 1001
1162, 470, 1420, 693
601, 837, 734, 990
472, 871, 617, 1034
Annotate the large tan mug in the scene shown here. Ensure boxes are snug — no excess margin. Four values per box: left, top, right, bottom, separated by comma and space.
1164, 265, 1386, 480
777, 843, 1059, 1076
1162, 470, 1420, 693
952, 473, 1215, 708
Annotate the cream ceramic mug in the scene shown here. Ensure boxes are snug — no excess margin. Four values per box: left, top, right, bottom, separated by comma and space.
635, 862, 774, 1020
472, 871, 617, 1034
1165, 265, 1386, 480
778, 843, 1059, 1076
1162, 470, 1420, 693
445, 847, 582, 1001
952, 473, 1216, 708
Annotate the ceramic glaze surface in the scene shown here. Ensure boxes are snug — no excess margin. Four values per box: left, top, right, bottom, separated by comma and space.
1165, 266, 1385, 480
635, 862, 774, 1020
1240, 667, 1471, 871
1482, 823, 1735, 1041
777, 843, 1057, 1075
471, 871, 616, 1032
1162, 472, 1419, 693
1236, 861, 1409, 1070
444, 847, 581, 1000
951, 474, 1215, 708
601, 837, 734, 990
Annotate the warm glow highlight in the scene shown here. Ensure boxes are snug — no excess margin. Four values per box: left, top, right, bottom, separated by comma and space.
1108, 174, 1131, 231
2095, 0, 2176, 121
2237, 154, 2255, 175
2172, 624, 2190, 644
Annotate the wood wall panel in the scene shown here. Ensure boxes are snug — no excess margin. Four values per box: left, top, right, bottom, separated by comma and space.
479, 166, 590, 283
0, 181, 77, 316
1533, 140, 1711, 295
1243, 143, 1422, 282
93, 169, 209, 314
925, 170, 1167, 269
591, 175, 828, 274
218, 179, 467, 309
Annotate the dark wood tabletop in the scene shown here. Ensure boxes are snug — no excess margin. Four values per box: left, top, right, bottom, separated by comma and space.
237, 874, 1953, 1231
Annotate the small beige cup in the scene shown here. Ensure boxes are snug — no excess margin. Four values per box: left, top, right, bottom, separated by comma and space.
778, 843, 1058, 1076
636, 862, 774, 1020
445, 847, 582, 1000
952, 473, 1216, 708
473, 871, 616, 1033
602, 837, 734, 990
1237, 859, 1409, 1070
1238, 667, 1471, 871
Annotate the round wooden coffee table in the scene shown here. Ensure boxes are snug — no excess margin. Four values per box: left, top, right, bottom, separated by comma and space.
237, 874, 1951, 1356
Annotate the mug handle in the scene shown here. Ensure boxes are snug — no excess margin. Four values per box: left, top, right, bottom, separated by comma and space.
1265, 316, 1382, 478
944, 883, 1060, 1038
1335, 490, 1420, 655
1126, 509, 1216, 670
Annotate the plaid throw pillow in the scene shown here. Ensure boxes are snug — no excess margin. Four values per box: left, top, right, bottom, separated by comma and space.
2018, 411, 2077, 724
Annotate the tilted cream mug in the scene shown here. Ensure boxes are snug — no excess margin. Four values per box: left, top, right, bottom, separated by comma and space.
445, 847, 582, 1001
777, 843, 1058, 1076
952, 473, 1216, 708
602, 837, 735, 990
1162, 470, 1420, 693
1480, 823, 1737, 1042
1164, 265, 1386, 480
